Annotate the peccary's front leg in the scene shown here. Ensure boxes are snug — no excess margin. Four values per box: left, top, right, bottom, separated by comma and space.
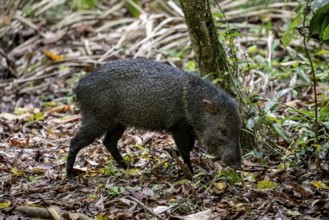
171, 128, 195, 174
103, 126, 127, 169
189, 133, 195, 152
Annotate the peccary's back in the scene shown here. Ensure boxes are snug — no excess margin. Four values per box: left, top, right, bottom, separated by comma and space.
75, 59, 189, 130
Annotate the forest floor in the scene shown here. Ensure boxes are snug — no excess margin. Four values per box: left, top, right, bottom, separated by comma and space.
1, 1, 329, 219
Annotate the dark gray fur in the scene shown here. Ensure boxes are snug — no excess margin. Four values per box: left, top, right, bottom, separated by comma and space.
67, 58, 242, 180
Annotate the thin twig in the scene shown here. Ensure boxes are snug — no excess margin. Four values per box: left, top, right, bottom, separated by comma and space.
125, 195, 161, 219
302, 0, 319, 144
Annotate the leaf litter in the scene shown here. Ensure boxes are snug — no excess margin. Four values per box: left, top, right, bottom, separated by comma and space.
0, 0, 329, 219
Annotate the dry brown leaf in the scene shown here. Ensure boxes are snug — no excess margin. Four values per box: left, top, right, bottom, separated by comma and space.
43, 50, 64, 61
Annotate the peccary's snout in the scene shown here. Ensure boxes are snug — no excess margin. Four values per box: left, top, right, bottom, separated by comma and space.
207, 142, 241, 168
221, 152, 241, 168
221, 142, 242, 168
206, 133, 241, 168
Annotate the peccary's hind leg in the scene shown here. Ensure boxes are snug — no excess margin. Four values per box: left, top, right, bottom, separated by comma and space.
67, 124, 103, 182
103, 126, 127, 169
171, 129, 195, 174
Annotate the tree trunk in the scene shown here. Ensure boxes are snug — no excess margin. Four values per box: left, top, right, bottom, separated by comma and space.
180, 0, 229, 88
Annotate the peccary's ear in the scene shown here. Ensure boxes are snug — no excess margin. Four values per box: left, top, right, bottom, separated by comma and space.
203, 99, 216, 114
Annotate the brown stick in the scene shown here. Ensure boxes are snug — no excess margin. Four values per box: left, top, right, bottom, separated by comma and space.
169, 149, 193, 180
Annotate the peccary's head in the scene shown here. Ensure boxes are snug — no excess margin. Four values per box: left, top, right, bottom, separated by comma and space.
201, 98, 242, 167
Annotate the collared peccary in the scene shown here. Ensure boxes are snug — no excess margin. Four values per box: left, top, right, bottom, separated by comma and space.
67, 58, 242, 181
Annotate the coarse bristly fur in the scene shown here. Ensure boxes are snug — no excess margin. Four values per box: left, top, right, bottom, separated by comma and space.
67, 58, 242, 181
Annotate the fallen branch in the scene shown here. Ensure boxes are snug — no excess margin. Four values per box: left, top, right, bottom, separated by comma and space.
3, 206, 93, 220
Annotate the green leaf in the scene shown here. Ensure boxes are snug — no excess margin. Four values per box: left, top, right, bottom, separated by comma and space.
312, 181, 329, 189
14, 107, 27, 115
282, 119, 299, 127
22, 0, 34, 15
319, 15, 329, 40
166, 49, 177, 57
265, 113, 278, 122
124, 168, 141, 176
298, 109, 316, 117
174, 179, 190, 185
286, 210, 302, 217
320, 100, 329, 121
186, 60, 196, 71
125, 0, 142, 18
247, 45, 257, 54
282, 29, 294, 47
309, 2, 329, 37
282, 11, 302, 47
255, 180, 279, 189
273, 123, 290, 141
28, 112, 45, 122
315, 48, 329, 55
0, 201, 11, 209
291, 12, 302, 28
264, 100, 279, 112
217, 170, 242, 185
11, 167, 23, 176
73, 0, 98, 10
242, 172, 257, 183
106, 186, 125, 196
322, 24, 329, 40
214, 182, 227, 190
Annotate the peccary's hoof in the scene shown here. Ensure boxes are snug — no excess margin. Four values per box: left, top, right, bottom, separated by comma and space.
68, 178, 75, 184
67, 171, 76, 183
119, 162, 128, 170
67, 175, 75, 183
